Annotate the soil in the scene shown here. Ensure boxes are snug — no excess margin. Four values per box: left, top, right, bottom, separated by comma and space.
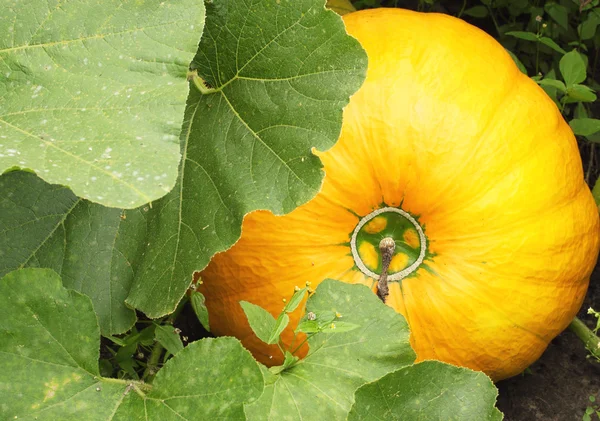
495, 263, 600, 421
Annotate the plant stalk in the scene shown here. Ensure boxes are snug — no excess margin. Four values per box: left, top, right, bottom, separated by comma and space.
142, 296, 189, 383
569, 316, 600, 360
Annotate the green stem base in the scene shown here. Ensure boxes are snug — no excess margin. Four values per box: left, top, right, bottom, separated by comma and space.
568, 316, 600, 360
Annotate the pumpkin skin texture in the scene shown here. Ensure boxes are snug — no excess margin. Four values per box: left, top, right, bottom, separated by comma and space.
198, 8, 600, 381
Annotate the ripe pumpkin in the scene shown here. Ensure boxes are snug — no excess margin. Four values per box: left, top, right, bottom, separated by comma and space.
198, 8, 600, 381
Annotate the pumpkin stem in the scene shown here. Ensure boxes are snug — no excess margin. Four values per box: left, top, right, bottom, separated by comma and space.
377, 237, 395, 303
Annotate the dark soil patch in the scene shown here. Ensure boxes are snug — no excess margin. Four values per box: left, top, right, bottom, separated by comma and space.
496, 264, 600, 420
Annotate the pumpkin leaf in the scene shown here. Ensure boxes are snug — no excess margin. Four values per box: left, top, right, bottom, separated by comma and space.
0, 268, 263, 420
154, 323, 184, 356
0, 0, 205, 209
347, 361, 503, 421
244, 280, 416, 421
0, 170, 146, 335
190, 290, 211, 331
560, 50, 588, 86
569, 118, 600, 137
125, 0, 367, 317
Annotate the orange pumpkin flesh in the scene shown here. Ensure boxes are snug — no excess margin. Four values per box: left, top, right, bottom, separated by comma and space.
198, 8, 600, 381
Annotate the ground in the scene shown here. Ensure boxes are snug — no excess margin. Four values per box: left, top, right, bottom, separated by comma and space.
496, 263, 600, 420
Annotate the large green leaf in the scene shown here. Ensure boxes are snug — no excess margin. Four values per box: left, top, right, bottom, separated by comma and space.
348, 361, 503, 421
0, 170, 146, 335
244, 280, 416, 421
0, 0, 205, 208
0, 268, 263, 420
126, 0, 367, 317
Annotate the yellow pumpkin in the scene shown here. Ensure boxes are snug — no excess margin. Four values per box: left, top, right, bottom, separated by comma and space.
198, 8, 600, 381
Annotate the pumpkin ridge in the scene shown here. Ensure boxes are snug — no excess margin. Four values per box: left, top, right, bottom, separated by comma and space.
423, 78, 525, 218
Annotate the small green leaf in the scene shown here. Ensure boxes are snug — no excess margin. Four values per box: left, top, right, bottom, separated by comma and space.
0, 268, 263, 420
296, 319, 320, 333
190, 290, 210, 331
544, 2, 569, 30
592, 176, 600, 207
348, 361, 502, 421
313, 309, 338, 324
284, 287, 308, 313
464, 6, 489, 18
326, 0, 356, 15
506, 31, 539, 41
154, 324, 184, 356
269, 351, 299, 375
506, 49, 527, 74
269, 313, 290, 344
590, 395, 597, 402
575, 102, 590, 119
538, 78, 567, 92
569, 118, 600, 136
104, 335, 127, 347
560, 50, 588, 86
99, 359, 114, 378
539, 37, 567, 54
244, 280, 416, 421
320, 321, 360, 333
579, 9, 600, 40
565, 84, 597, 103
240, 301, 279, 345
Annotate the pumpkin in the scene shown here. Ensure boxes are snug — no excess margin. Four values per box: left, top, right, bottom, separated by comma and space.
198, 8, 600, 381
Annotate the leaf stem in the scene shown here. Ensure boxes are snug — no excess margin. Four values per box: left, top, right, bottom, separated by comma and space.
290, 332, 317, 356
142, 295, 189, 383
101, 377, 152, 396
569, 316, 600, 360
457, 0, 467, 18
